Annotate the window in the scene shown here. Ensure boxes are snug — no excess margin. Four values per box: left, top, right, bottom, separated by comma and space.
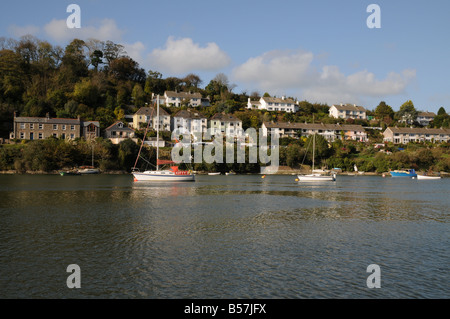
20, 123, 26, 129
38, 133, 43, 139
71, 125, 75, 130
20, 132, 25, 139
53, 124, 58, 130
62, 125, 66, 130
30, 124, 34, 129
38, 124, 43, 130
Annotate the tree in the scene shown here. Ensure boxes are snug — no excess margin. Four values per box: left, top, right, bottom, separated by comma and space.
375, 101, 394, 121
131, 83, 145, 106
396, 100, 418, 124
437, 107, 446, 116
90, 49, 103, 70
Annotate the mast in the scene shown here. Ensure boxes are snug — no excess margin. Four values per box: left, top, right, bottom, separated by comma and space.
312, 133, 315, 172
156, 94, 160, 171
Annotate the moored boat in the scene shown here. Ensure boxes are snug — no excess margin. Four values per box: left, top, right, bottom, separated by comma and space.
132, 95, 194, 182
389, 169, 417, 177
416, 174, 441, 180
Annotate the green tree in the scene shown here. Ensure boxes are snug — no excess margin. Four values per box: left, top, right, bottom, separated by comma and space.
374, 101, 394, 121
396, 100, 418, 124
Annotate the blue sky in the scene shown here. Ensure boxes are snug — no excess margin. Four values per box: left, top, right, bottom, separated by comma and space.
1, 0, 449, 113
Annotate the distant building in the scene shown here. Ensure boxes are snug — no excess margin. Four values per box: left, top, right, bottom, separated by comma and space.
416, 112, 436, 126
329, 104, 367, 120
105, 121, 136, 144
209, 113, 243, 137
82, 121, 101, 139
247, 96, 298, 113
172, 109, 208, 137
132, 106, 171, 131
10, 113, 82, 140
383, 126, 450, 144
163, 91, 206, 107
262, 122, 368, 142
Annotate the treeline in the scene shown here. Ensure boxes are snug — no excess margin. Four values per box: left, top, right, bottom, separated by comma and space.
1, 135, 449, 173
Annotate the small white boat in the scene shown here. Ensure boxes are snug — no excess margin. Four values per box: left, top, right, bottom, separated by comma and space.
208, 172, 221, 175
297, 173, 336, 182
416, 174, 441, 180
225, 171, 236, 175
297, 131, 336, 182
78, 166, 99, 174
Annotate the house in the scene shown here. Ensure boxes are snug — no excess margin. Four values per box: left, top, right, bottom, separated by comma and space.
209, 113, 243, 137
82, 121, 101, 139
383, 126, 450, 144
172, 109, 208, 138
144, 137, 166, 148
105, 121, 136, 144
132, 106, 171, 131
262, 122, 368, 142
416, 112, 436, 126
10, 112, 82, 140
163, 91, 205, 107
247, 96, 298, 113
329, 104, 367, 120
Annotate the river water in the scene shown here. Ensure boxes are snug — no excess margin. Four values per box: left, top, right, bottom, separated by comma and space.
0, 174, 448, 298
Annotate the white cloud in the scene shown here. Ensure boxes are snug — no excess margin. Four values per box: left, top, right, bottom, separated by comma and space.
8, 24, 40, 37
43, 18, 125, 43
232, 49, 416, 104
147, 36, 231, 74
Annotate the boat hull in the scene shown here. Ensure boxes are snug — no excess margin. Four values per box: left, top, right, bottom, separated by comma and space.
416, 175, 441, 180
78, 169, 100, 174
390, 169, 417, 177
133, 171, 195, 182
297, 174, 336, 182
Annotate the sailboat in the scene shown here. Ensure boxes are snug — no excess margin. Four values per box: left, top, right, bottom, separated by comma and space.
78, 143, 100, 174
297, 133, 336, 182
132, 95, 195, 182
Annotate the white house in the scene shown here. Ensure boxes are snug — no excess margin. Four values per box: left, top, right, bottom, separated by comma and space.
416, 112, 436, 126
247, 96, 298, 113
329, 104, 367, 120
209, 113, 243, 137
163, 91, 206, 107
172, 109, 208, 138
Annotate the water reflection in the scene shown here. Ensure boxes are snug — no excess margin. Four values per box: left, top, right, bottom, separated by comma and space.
0, 174, 448, 298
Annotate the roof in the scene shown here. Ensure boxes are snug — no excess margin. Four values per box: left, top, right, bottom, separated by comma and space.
385, 126, 450, 135
262, 96, 296, 104
417, 112, 436, 118
210, 113, 242, 122
82, 121, 100, 127
14, 116, 81, 125
263, 121, 366, 132
105, 121, 134, 131
331, 104, 366, 112
164, 91, 202, 99
173, 109, 207, 120
134, 106, 169, 117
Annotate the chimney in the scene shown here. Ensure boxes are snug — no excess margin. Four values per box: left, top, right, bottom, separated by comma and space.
46, 112, 50, 119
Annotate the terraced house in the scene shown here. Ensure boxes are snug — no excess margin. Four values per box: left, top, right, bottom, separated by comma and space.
163, 91, 209, 107
209, 113, 243, 137
329, 104, 367, 120
262, 122, 368, 142
172, 109, 208, 137
383, 126, 450, 144
10, 113, 82, 140
247, 96, 298, 113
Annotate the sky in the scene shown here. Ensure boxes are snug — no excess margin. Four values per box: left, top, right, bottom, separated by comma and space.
1, 0, 449, 113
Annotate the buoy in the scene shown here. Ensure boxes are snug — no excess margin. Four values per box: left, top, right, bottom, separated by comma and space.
134, 177, 138, 182
295, 178, 299, 182
261, 175, 266, 178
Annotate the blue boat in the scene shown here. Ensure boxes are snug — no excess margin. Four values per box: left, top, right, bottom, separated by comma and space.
389, 169, 417, 177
